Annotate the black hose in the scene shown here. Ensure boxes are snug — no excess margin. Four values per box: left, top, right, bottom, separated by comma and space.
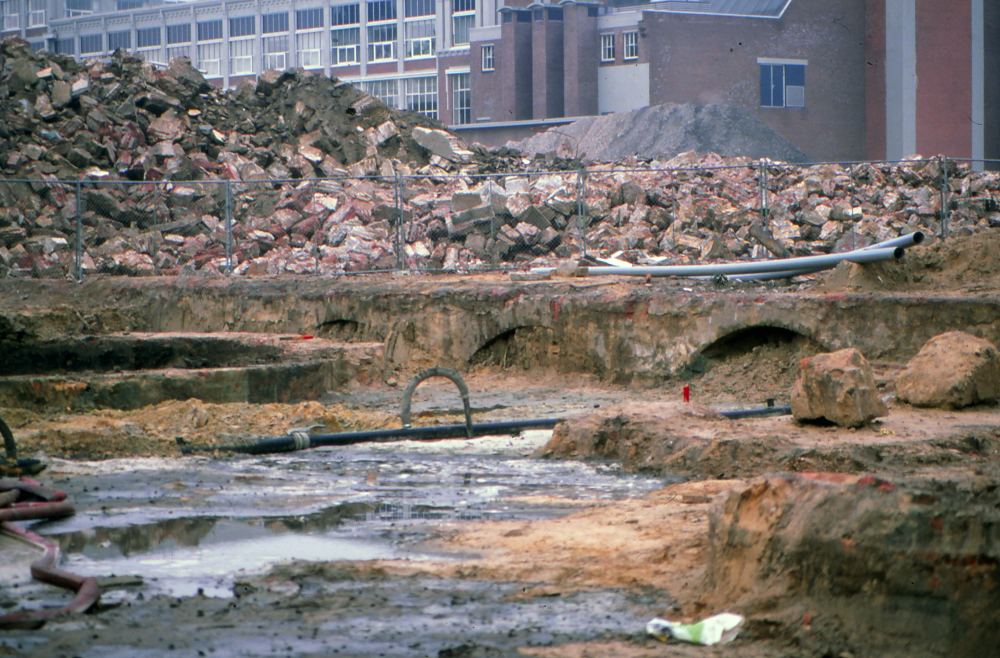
1, 415, 15, 463
719, 406, 792, 419
180, 418, 564, 455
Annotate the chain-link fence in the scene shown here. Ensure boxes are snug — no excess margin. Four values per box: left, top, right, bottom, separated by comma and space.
1, 156, 997, 280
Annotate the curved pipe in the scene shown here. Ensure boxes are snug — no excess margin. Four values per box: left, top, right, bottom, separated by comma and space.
400, 367, 473, 438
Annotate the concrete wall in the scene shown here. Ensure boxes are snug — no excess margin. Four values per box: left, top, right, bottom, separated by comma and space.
598, 64, 649, 115
915, 0, 972, 159
865, 0, 886, 160
642, 0, 867, 163
563, 4, 599, 118
985, 0, 1000, 165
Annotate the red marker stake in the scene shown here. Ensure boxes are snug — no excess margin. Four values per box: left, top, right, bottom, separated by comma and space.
683, 385, 690, 403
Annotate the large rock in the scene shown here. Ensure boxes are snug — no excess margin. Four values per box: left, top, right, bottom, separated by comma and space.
791, 348, 887, 427
896, 331, 1000, 409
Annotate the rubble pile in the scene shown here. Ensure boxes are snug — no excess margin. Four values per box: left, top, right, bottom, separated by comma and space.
0, 40, 999, 277
509, 102, 809, 164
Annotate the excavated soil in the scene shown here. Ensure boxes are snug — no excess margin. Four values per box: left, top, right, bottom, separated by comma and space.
2, 234, 1000, 658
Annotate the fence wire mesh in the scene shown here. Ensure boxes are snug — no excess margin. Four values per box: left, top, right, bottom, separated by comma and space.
1, 156, 998, 281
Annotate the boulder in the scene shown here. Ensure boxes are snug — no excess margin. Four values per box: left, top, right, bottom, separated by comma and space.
896, 331, 1000, 409
791, 348, 887, 427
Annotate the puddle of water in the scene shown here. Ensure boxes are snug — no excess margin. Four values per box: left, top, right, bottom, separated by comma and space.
62, 518, 406, 598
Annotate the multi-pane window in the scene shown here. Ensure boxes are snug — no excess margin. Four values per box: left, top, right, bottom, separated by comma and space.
760, 61, 806, 108
296, 31, 322, 68
368, 23, 396, 61
137, 26, 160, 49
331, 3, 360, 65
166, 23, 190, 62
263, 36, 288, 70
27, 0, 43, 26
229, 16, 254, 38
453, 0, 474, 46
364, 78, 398, 108
600, 33, 614, 62
623, 31, 637, 60
80, 33, 102, 55
332, 3, 359, 27
197, 20, 222, 77
197, 20, 222, 42
480, 44, 493, 71
54, 38, 75, 54
29, 40, 43, 51
137, 26, 162, 64
116, 0, 143, 9
451, 72, 470, 124
65, 0, 92, 17
262, 12, 288, 34
367, 0, 396, 22
108, 30, 131, 52
2, 0, 20, 30
404, 19, 434, 58
296, 7, 323, 30
405, 76, 437, 119
331, 26, 359, 65
405, 0, 433, 17
230, 38, 253, 74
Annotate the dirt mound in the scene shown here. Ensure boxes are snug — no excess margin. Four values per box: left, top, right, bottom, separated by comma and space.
817, 230, 1000, 293
509, 103, 809, 164
704, 474, 1000, 658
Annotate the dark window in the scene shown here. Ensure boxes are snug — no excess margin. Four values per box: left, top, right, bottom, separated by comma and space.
405, 0, 434, 17
197, 20, 222, 41
503, 11, 512, 22
262, 12, 288, 34
108, 30, 131, 51
587, 6, 599, 17
296, 8, 323, 30
454, 0, 474, 11
533, 9, 542, 21
332, 3, 360, 25
516, 10, 531, 22
367, 0, 396, 22
547, 8, 562, 20
166, 23, 190, 44
230, 16, 255, 38
760, 63, 805, 108
54, 37, 75, 54
137, 26, 160, 48
80, 34, 102, 54
116, 0, 143, 9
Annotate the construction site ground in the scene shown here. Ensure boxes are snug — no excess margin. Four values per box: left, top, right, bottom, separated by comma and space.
2, 232, 1000, 658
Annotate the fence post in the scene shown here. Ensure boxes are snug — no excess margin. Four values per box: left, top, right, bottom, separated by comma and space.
939, 155, 949, 239
576, 167, 587, 259
225, 180, 233, 274
489, 176, 497, 269
395, 171, 404, 271
758, 159, 769, 220
75, 181, 82, 283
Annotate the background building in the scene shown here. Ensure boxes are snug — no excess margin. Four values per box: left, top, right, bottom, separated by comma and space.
1, 0, 997, 163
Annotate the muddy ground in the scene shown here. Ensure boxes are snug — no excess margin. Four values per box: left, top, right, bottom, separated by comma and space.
2, 233, 1000, 658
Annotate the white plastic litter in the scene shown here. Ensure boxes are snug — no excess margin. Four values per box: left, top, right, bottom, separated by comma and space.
646, 612, 745, 646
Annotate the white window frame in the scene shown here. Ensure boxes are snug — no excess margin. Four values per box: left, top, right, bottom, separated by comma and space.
65, 0, 92, 18
623, 31, 637, 60
197, 41, 222, 77
404, 75, 437, 119
404, 17, 435, 59
367, 22, 397, 62
229, 37, 254, 75
759, 57, 807, 109
480, 44, 493, 72
600, 33, 615, 62
363, 78, 399, 108
331, 26, 360, 65
296, 29, 323, 69
27, 0, 43, 26
452, 12, 474, 46
3, 0, 20, 30
263, 35, 288, 71
450, 71, 470, 125
107, 29, 131, 52
295, 7, 323, 31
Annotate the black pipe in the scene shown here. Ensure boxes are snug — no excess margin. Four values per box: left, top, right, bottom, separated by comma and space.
719, 406, 792, 419
180, 418, 564, 455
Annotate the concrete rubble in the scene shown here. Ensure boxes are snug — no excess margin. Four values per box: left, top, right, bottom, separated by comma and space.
1, 40, 999, 278
791, 348, 888, 428
896, 331, 1000, 409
